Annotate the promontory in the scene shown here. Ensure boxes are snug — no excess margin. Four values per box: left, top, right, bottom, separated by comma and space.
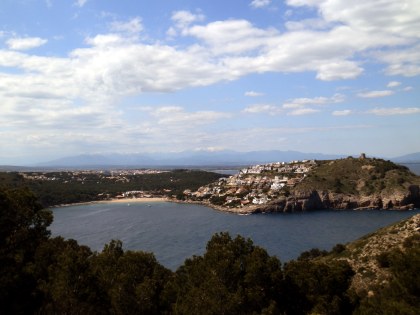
178, 155, 420, 214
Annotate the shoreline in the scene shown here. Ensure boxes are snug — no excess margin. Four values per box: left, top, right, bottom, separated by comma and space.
51, 196, 259, 214
51, 197, 419, 214
52, 197, 168, 208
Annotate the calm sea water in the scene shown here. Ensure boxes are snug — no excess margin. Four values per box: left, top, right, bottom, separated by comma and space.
50, 202, 419, 270
402, 163, 420, 175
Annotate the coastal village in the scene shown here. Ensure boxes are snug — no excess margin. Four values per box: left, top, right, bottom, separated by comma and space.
17, 161, 318, 207
182, 160, 317, 209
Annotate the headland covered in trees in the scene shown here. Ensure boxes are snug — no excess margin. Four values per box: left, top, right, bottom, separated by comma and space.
1, 185, 419, 314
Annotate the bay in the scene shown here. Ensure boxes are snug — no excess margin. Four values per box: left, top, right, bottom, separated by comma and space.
50, 202, 419, 270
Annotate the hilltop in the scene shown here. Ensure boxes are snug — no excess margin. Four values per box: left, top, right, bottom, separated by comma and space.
180, 155, 420, 213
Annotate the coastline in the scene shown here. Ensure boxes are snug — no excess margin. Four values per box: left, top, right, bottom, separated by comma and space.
52, 197, 167, 208
168, 198, 260, 214
51, 196, 259, 214
51, 196, 419, 213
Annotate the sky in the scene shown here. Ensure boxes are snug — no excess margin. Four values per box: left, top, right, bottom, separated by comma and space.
0, 0, 419, 165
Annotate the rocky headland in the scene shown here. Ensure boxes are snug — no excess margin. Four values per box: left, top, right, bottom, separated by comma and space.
178, 155, 420, 214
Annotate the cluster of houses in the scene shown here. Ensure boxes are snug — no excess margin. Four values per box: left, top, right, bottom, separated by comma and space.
20, 169, 168, 184
184, 160, 317, 208
109, 169, 168, 176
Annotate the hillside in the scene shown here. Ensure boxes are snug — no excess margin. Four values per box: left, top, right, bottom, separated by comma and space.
319, 214, 420, 306
182, 156, 420, 213
0, 169, 224, 208
290, 156, 420, 211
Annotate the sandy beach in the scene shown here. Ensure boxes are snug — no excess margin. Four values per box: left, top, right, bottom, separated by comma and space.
102, 197, 167, 204
53, 197, 167, 208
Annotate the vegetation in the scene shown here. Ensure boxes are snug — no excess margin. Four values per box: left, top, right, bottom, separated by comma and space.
1, 186, 419, 314
0, 170, 224, 207
296, 157, 420, 197
354, 234, 420, 314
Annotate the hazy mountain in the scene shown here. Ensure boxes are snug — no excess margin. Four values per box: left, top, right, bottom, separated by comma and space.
37, 150, 345, 168
392, 152, 420, 163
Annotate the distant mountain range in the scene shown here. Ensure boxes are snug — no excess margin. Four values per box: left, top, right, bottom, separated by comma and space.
391, 152, 420, 163
36, 150, 346, 168
1, 151, 419, 171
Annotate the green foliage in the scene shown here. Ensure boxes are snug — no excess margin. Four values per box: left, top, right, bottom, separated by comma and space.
0, 187, 53, 314
295, 157, 420, 199
355, 240, 420, 314
297, 247, 328, 261
166, 232, 284, 315
332, 243, 347, 255
284, 259, 355, 315
0, 170, 224, 207
34, 237, 108, 314
91, 240, 171, 315
209, 194, 227, 205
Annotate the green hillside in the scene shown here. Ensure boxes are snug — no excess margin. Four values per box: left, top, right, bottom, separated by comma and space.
296, 156, 420, 196
317, 214, 420, 314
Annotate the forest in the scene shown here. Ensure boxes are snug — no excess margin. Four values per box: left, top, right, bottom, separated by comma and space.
1, 186, 419, 314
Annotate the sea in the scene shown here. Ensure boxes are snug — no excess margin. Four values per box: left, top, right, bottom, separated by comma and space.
50, 202, 419, 270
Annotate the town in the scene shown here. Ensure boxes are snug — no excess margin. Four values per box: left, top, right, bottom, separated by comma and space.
182, 160, 317, 208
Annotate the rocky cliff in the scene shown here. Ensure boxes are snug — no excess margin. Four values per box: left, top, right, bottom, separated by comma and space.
257, 186, 420, 213
256, 157, 420, 213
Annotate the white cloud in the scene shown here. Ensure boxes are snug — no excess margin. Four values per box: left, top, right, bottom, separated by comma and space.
6, 37, 48, 50
194, 147, 226, 152
184, 19, 278, 55
75, 0, 87, 7
245, 91, 264, 97
357, 90, 394, 98
285, 0, 420, 78
110, 18, 143, 34
164, 1, 419, 81
283, 93, 344, 109
287, 0, 420, 38
242, 104, 282, 115
250, 0, 272, 8
316, 60, 363, 81
285, 18, 332, 31
387, 81, 401, 88
332, 109, 352, 116
368, 107, 420, 116
376, 44, 420, 77
171, 10, 205, 29
403, 86, 413, 92
147, 106, 231, 125
288, 108, 320, 115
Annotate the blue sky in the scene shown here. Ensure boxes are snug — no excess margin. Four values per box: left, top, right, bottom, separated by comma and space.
0, 0, 419, 164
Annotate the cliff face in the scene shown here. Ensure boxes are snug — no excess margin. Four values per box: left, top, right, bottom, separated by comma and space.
254, 157, 420, 213
257, 186, 420, 213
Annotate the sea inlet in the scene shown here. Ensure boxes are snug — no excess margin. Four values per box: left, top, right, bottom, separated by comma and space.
51, 202, 419, 270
